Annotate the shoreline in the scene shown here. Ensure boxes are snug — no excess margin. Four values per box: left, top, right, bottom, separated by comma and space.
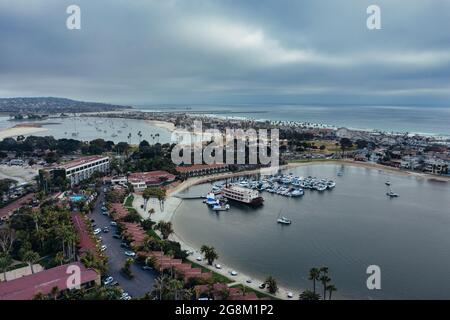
145, 119, 176, 133
0, 125, 48, 140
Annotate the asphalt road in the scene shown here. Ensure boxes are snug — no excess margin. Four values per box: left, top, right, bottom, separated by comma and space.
90, 191, 157, 298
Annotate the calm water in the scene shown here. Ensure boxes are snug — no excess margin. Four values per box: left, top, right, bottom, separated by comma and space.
173, 164, 450, 299
141, 104, 450, 136
0, 116, 172, 144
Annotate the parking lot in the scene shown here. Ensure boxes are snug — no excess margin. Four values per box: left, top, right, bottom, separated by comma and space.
91, 190, 157, 298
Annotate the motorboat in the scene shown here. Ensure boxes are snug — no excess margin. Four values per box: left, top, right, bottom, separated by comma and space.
277, 216, 292, 225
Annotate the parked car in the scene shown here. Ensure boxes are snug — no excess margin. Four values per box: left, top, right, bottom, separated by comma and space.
102, 211, 109, 216
113, 234, 121, 239
101, 206, 107, 211
110, 221, 117, 226
100, 245, 107, 251
196, 256, 203, 261
215, 264, 222, 269
259, 283, 266, 289
93, 228, 102, 235
103, 276, 114, 286
124, 250, 136, 257
103, 227, 109, 233
142, 265, 153, 271
120, 242, 129, 249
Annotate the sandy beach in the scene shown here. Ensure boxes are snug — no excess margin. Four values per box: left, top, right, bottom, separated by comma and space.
145, 120, 176, 133
0, 125, 48, 140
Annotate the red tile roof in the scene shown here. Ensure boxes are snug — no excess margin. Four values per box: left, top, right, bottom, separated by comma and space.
58, 156, 108, 170
128, 171, 176, 185
0, 193, 35, 220
0, 262, 99, 300
71, 213, 96, 254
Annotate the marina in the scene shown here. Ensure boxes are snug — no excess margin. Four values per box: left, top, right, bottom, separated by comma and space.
173, 163, 450, 299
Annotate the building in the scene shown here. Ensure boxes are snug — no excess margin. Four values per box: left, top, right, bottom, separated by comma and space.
176, 164, 229, 178
43, 156, 110, 187
423, 159, 448, 175
110, 171, 176, 191
0, 262, 100, 300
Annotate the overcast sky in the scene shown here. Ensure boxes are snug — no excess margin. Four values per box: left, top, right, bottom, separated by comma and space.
1, 0, 449, 106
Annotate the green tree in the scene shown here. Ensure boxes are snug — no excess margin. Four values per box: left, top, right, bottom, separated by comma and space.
200, 245, 219, 265
327, 284, 337, 300
0, 253, 13, 281
264, 276, 278, 294
154, 221, 174, 240
23, 250, 40, 274
308, 267, 321, 294
299, 289, 321, 300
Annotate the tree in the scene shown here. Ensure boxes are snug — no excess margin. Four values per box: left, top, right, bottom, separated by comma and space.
319, 274, 331, 300
0, 227, 15, 254
154, 221, 173, 240
308, 267, 320, 294
264, 276, 278, 294
23, 250, 40, 274
299, 290, 321, 300
339, 138, 353, 156
200, 245, 218, 265
0, 253, 12, 281
327, 284, 337, 300
121, 258, 134, 279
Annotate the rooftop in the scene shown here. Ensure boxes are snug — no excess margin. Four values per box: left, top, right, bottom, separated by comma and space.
58, 155, 109, 170
0, 193, 35, 220
0, 262, 99, 300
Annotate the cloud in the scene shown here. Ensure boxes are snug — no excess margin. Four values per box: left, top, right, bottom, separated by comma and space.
0, 0, 450, 105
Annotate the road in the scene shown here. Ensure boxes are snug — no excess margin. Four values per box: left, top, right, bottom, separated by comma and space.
91, 191, 157, 298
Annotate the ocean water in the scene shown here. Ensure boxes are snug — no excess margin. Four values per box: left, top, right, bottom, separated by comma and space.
0, 116, 172, 144
140, 104, 450, 137
173, 164, 450, 299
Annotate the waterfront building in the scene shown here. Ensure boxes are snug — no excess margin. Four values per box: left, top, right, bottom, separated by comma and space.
110, 170, 175, 190
176, 164, 229, 178
423, 159, 448, 175
222, 185, 264, 206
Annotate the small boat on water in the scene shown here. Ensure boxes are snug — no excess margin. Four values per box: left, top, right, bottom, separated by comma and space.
213, 204, 230, 211
385, 181, 391, 186
387, 191, 399, 197
277, 216, 292, 225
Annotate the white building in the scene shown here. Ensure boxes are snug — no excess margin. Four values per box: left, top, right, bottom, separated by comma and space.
60, 156, 110, 186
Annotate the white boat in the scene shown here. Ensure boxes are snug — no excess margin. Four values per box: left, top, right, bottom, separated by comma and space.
277, 216, 291, 225
212, 204, 230, 211
291, 189, 304, 197
386, 191, 399, 197
385, 181, 391, 186
327, 181, 336, 189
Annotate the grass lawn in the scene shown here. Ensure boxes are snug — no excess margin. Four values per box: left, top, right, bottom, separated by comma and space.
229, 284, 279, 300
124, 195, 134, 207
189, 261, 234, 284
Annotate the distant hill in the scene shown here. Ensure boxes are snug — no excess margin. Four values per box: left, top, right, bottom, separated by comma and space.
0, 97, 133, 114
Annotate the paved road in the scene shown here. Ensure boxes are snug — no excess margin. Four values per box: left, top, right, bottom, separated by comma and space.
90, 191, 157, 298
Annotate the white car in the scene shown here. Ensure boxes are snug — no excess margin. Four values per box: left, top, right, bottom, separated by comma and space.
100, 245, 107, 251
215, 264, 222, 269
287, 292, 293, 298
196, 256, 203, 262
103, 276, 114, 286
110, 221, 117, 226
93, 228, 102, 235
230, 270, 238, 276
124, 251, 136, 257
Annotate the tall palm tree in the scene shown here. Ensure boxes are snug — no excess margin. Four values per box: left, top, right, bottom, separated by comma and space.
319, 274, 331, 300
327, 284, 337, 300
137, 131, 143, 143
308, 268, 320, 294
23, 250, 40, 274
153, 274, 168, 300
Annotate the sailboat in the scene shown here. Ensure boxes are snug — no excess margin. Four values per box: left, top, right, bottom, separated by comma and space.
386, 185, 399, 197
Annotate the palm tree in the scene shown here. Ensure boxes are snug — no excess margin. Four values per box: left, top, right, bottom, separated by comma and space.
137, 131, 143, 143
200, 245, 219, 265
319, 274, 331, 300
327, 284, 337, 300
54, 251, 65, 266
153, 274, 169, 300
127, 133, 132, 144
308, 267, 320, 294
264, 276, 278, 294
50, 286, 60, 300
154, 221, 173, 240
299, 289, 321, 300
0, 253, 12, 281
23, 250, 40, 274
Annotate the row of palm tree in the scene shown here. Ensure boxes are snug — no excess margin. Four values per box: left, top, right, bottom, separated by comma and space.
304, 267, 337, 300
200, 245, 219, 265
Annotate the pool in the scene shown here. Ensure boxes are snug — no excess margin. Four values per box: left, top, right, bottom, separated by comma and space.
70, 195, 85, 202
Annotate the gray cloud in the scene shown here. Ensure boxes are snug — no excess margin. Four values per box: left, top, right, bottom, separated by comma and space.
0, 0, 449, 106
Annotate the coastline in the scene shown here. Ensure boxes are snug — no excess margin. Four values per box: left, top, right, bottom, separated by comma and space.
145, 119, 176, 133
0, 125, 48, 140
